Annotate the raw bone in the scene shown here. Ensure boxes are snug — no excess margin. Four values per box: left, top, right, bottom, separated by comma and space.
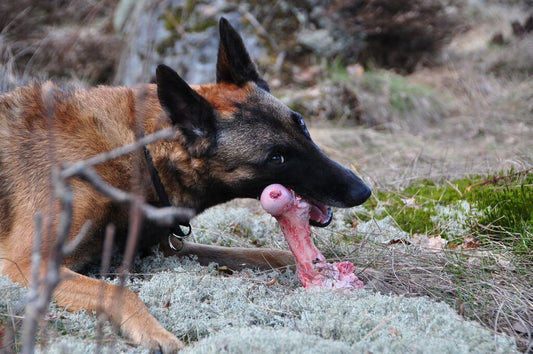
260, 184, 363, 289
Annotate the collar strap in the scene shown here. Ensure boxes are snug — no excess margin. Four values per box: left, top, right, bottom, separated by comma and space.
142, 144, 191, 238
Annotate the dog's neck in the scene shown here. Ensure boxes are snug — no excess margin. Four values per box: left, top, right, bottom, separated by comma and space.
134, 85, 233, 214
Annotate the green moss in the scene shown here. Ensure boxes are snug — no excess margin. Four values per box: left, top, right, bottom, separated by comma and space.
465, 169, 533, 255
349, 170, 532, 257
354, 178, 473, 238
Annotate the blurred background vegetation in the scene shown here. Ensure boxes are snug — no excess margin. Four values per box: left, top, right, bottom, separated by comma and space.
1, 0, 531, 132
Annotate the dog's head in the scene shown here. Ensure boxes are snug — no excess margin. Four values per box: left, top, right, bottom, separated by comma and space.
156, 18, 371, 222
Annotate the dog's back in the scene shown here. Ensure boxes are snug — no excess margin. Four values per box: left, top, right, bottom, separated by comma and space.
0, 84, 52, 249
0, 82, 157, 270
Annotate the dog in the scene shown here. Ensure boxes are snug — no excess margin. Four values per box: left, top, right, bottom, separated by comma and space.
0, 18, 371, 351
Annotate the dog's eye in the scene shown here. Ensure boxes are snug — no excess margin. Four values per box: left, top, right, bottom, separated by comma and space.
291, 112, 311, 139
269, 153, 285, 165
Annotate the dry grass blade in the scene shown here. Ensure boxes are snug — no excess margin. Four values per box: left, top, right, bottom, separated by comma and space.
332, 236, 533, 352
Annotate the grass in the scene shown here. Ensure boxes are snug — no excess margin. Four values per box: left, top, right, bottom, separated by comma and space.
325, 57, 351, 82
326, 61, 441, 112
360, 70, 445, 115
334, 169, 533, 352
348, 169, 533, 257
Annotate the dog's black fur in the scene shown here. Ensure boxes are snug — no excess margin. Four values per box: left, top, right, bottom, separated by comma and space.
0, 18, 370, 352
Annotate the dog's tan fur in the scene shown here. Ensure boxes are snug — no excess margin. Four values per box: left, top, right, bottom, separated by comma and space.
0, 19, 370, 352
0, 78, 297, 351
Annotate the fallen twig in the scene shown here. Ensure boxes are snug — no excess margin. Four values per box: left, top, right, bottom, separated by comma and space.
465, 168, 533, 192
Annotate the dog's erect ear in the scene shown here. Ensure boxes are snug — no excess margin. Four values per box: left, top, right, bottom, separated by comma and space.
156, 64, 216, 155
216, 17, 269, 91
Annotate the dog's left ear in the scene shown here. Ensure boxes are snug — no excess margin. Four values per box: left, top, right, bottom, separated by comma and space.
156, 64, 216, 156
216, 17, 269, 91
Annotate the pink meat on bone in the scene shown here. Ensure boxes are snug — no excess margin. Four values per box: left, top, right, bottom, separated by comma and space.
260, 184, 363, 290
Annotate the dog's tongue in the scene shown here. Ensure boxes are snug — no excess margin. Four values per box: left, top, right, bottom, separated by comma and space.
260, 184, 363, 289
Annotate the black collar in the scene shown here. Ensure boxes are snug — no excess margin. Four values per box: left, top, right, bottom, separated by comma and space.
142, 144, 191, 238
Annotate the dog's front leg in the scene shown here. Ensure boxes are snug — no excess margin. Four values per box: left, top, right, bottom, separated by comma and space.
2, 260, 182, 352
161, 240, 295, 271
53, 267, 183, 352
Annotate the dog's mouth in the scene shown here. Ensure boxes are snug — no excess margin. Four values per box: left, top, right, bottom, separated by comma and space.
260, 185, 333, 228
309, 202, 333, 227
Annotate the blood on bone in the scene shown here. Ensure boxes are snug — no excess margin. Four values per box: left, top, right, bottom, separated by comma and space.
269, 190, 282, 198
260, 184, 363, 289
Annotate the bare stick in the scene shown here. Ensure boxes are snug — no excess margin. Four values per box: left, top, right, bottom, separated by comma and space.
60, 128, 175, 179
62, 220, 92, 256
20, 214, 44, 353
96, 224, 116, 352
465, 167, 533, 192
120, 198, 144, 280
238, 5, 279, 50
100, 224, 117, 281
22, 168, 76, 354
73, 167, 194, 226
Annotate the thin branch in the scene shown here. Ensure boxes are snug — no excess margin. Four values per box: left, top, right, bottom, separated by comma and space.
96, 224, 116, 351
21, 84, 66, 354
238, 5, 279, 50
119, 197, 144, 282
60, 127, 175, 179
74, 167, 194, 226
21, 214, 44, 353
62, 220, 92, 256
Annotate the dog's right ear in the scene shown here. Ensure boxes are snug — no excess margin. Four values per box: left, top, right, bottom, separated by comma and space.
156, 64, 216, 156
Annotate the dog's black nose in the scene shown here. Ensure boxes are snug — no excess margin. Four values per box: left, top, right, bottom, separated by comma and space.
348, 183, 372, 206
343, 172, 371, 207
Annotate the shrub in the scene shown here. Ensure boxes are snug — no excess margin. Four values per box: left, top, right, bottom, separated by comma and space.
0, 0, 120, 85
325, 0, 466, 72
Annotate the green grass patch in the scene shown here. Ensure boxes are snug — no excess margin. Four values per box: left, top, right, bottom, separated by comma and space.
325, 57, 351, 82
350, 169, 533, 256
466, 169, 533, 255
387, 74, 431, 114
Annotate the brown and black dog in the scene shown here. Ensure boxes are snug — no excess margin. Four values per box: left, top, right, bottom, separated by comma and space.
0, 18, 370, 351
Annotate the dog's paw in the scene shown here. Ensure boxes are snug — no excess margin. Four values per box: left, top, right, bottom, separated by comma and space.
132, 327, 184, 353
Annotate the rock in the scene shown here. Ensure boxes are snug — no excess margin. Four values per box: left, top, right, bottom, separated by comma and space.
113, 0, 266, 86
113, 0, 137, 33
296, 29, 342, 58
